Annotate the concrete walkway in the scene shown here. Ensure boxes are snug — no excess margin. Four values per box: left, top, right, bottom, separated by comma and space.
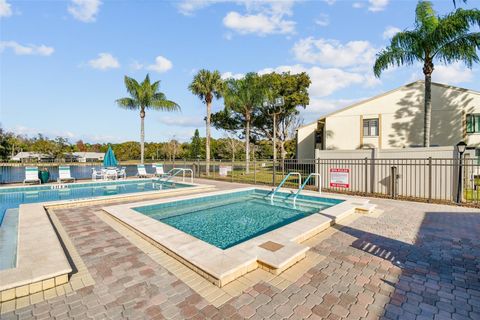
1, 179, 479, 319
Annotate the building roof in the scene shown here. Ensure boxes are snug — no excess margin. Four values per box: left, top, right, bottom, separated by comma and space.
71, 152, 104, 158
297, 80, 480, 130
12, 152, 51, 160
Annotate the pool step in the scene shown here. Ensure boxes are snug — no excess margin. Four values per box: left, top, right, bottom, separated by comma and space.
249, 194, 333, 210
0, 208, 19, 270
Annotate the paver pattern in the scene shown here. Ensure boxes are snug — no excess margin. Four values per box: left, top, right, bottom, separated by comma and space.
2, 190, 480, 319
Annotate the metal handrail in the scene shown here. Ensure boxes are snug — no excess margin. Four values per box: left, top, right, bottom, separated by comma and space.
270, 172, 302, 202
293, 173, 322, 206
162, 168, 193, 183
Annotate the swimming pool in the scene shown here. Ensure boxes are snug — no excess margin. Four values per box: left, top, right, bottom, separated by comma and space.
0, 179, 190, 224
133, 189, 343, 249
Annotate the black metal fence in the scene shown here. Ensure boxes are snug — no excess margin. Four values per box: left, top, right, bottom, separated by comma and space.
1, 157, 478, 206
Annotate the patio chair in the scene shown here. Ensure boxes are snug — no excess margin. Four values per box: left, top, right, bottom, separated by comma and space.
104, 168, 118, 180
23, 167, 41, 184
92, 168, 104, 181
58, 166, 75, 183
136, 164, 152, 178
117, 167, 126, 180
153, 163, 169, 178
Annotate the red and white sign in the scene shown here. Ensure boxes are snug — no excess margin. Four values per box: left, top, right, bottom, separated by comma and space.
329, 168, 350, 188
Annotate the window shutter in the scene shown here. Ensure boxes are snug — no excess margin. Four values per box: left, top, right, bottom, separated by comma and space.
466, 114, 473, 134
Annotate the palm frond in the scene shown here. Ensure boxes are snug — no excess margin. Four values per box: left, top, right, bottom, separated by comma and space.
115, 97, 138, 110
149, 99, 180, 111
435, 32, 480, 67
373, 46, 419, 77
124, 76, 140, 100
453, 0, 468, 8
416, 1, 439, 32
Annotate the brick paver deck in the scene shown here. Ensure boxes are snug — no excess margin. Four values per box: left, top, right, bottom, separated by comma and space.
1, 182, 479, 319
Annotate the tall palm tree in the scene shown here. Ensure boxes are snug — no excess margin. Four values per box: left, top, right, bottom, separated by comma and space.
374, 1, 480, 147
188, 69, 224, 175
223, 73, 264, 173
116, 74, 180, 163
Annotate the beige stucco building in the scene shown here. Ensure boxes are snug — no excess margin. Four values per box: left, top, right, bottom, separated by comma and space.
297, 81, 480, 159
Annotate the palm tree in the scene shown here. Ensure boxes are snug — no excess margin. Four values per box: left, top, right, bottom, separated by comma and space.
223, 73, 264, 173
116, 74, 180, 163
373, 1, 480, 147
188, 70, 224, 175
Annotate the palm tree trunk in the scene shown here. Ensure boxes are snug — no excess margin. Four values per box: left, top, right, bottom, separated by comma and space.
273, 113, 277, 164
206, 101, 211, 176
423, 61, 434, 147
245, 114, 250, 174
140, 108, 145, 163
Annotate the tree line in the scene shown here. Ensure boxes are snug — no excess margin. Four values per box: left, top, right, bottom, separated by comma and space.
0, 127, 296, 162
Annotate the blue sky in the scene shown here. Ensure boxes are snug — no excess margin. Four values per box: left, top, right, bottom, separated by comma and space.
1, 0, 479, 143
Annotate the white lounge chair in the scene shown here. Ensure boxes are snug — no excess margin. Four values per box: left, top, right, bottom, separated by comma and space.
23, 167, 41, 184
58, 166, 75, 183
137, 164, 152, 178
92, 168, 103, 181
118, 167, 126, 180
153, 163, 169, 178
104, 168, 118, 180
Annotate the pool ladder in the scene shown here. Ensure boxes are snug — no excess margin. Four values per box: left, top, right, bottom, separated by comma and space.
292, 173, 322, 206
270, 172, 302, 203
161, 168, 194, 184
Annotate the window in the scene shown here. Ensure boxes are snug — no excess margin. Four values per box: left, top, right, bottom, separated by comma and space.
363, 118, 379, 137
466, 114, 480, 133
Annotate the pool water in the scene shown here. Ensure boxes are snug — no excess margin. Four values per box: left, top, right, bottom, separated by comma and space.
0, 179, 189, 223
134, 189, 343, 249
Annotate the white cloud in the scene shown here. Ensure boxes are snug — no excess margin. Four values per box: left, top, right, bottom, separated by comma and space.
0, 0, 12, 18
221, 71, 244, 80
87, 53, 120, 70
146, 56, 173, 73
434, 64, 474, 84
407, 62, 474, 85
368, 0, 389, 12
292, 37, 377, 69
179, 0, 298, 36
13, 125, 75, 140
323, 0, 336, 5
315, 14, 329, 27
352, 0, 388, 12
304, 97, 359, 114
0, 41, 54, 56
177, 0, 222, 16
301, 97, 362, 122
382, 26, 400, 39
223, 11, 295, 35
68, 0, 101, 23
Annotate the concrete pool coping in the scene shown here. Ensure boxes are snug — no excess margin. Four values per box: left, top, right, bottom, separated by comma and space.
103, 187, 376, 287
0, 179, 215, 302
